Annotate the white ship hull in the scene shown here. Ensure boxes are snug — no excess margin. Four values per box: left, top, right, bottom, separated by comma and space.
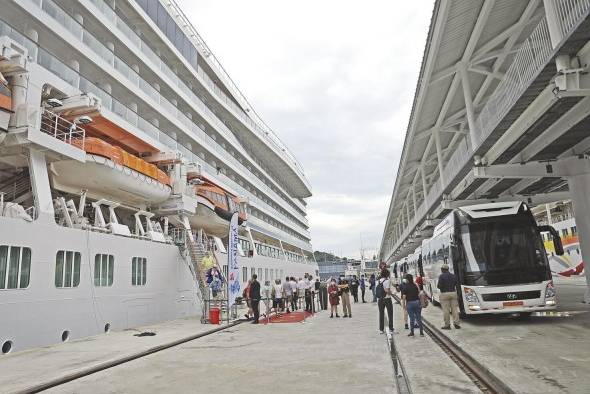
0, 216, 317, 353
0, 216, 199, 352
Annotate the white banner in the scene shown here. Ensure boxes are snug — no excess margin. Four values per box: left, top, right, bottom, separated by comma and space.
228, 212, 240, 307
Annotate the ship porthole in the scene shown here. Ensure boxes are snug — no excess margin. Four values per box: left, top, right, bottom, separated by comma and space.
61, 330, 70, 342
2, 341, 13, 354
104, 323, 111, 333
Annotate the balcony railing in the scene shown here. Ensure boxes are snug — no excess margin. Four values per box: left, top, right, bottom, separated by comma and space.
39, 108, 86, 148
83, 0, 307, 209
28, 0, 309, 226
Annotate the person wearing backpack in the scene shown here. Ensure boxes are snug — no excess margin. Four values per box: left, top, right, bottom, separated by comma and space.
377, 268, 394, 334
401, 273, 424, 337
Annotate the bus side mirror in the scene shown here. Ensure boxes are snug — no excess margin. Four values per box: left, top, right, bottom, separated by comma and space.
539, 225, 564, 256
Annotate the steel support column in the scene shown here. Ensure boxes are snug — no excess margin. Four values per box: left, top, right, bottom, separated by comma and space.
434, 129, 445, 186
543, 0, 564, 48
459, 63, 478, 147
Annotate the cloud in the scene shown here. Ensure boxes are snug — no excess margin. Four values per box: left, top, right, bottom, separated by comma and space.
177, 0, 434, 258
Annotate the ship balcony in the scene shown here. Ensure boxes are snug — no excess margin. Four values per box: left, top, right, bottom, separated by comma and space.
2, 2, 310, 235
14, 0, 297, 210
83, 0, 311, 198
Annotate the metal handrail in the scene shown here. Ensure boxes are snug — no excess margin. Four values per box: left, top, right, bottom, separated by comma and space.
39, 108, 86, 149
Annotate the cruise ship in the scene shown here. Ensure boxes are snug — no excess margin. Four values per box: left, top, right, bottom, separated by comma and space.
0, 0, 316, 354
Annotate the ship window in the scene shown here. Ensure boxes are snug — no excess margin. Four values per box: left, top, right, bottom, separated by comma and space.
242, 267, 248, 282
251, 267, 255, 278
572, 226, 577, 235
55, 251, 81, 288
132, 257, 147, 286
562, 229, 569, 237
258, 268, 263, 281
0, 245, 31, 289
94, 254, 114, 287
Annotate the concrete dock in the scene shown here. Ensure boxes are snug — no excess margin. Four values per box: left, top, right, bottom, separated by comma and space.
1, 303, 397, 394
1, 277, 588, 394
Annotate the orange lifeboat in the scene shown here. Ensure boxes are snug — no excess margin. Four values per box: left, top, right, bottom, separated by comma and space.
52, 137, 172, 207
188, 176, 247, 237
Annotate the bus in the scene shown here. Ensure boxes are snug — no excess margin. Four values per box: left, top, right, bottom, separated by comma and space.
401, 201, 563, 316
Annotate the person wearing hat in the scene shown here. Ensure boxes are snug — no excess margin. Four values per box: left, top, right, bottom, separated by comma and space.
437, 264, 460, 329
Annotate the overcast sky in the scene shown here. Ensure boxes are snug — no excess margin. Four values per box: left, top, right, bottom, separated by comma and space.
177, 0, 433, 259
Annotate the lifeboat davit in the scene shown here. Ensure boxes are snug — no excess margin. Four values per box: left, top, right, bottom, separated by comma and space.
51, 137, 172, 207
188, 176, 246, 237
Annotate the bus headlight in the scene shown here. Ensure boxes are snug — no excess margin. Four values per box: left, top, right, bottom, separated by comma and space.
464, 287, 479, 304
545, 281, 556, 299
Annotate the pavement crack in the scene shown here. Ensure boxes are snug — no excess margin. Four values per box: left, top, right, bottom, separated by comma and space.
522, 365, 569, 392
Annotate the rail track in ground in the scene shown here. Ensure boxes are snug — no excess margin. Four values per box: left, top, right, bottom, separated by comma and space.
16, 320, 245, 394
390, 294, 515, 394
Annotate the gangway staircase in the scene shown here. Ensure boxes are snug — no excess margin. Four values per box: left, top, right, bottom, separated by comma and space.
176, 224, 228, 323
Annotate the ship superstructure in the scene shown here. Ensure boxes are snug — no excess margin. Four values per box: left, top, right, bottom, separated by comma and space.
0, 0, 316, 353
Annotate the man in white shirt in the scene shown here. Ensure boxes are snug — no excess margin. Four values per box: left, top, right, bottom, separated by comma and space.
289, 277, 298, 310
297, 277, 307, 310
377, 269, 394, 334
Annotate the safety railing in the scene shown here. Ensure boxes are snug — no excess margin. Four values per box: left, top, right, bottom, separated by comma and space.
442, 136, 471, 189
553, 0, 590, 39
39, 108, 86, 149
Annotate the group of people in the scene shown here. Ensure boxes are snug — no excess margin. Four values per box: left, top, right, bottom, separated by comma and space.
327, 275, 361, 318
375, 263, 461, 337
242, 274, 319, 324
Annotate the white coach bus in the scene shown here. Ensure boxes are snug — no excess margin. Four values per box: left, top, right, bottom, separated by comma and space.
416, 202, 563, 316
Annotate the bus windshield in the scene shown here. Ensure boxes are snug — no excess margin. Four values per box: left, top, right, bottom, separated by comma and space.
460, 220, 550, 286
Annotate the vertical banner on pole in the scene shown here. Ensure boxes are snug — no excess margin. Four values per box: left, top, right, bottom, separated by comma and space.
228, 212, 240, 308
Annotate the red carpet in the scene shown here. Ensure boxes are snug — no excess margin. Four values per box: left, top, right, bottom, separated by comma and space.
263, 311, 313, 324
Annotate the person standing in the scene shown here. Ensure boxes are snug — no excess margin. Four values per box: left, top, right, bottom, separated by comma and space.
350, 276, 359, 303
376, 269, 394, 334
282, 276, 292, 313
415, 274, 424, 291
401, 274, 423, 337
243, 279, 252, 320
297, 277, 307, 310
369, 273, 377, 303
437, 264, 461, 329
312, 276, 320, 312
360, 275, 366, 303
339, 278, 352, 318
328, 279, 340, 318
272, 279, 284, 314
399, 277, 409, 329
304, 275, 313, 312
250, 274, 261, 324
290, 277, 298, 311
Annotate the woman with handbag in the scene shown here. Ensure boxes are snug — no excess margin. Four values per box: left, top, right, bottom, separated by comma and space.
401, 273, 424, 337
